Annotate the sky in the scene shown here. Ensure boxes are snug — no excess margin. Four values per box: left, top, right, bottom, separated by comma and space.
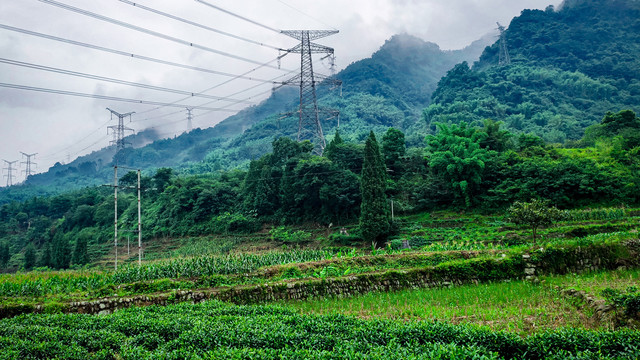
0, 0, 562, 184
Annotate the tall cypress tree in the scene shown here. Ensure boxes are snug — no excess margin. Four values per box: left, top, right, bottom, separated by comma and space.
0, 242, 9, 268
359, 131, 390, 247
24, 243, 36, 270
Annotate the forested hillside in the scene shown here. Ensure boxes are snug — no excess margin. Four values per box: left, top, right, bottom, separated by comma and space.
425, 0, 640, 142
0, 34, 488, 203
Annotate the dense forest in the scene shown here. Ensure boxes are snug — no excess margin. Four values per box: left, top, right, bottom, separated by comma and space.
1, 108, 639, 271
0, 34, 490, 204
1, 0, 640, 272
425, 0, 640, 142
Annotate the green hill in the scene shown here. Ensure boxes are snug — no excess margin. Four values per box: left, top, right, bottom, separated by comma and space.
425, 0, 640, 143
0, 34, 488, 203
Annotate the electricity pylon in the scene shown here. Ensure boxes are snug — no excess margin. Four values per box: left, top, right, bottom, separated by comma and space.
107, 108, 135, 163
497, 22, 511, 66
280, 30, 341, 154
2, 159, 18, 186
20, 152, 37, 179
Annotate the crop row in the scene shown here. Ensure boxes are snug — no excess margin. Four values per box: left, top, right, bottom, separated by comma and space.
0, 249, 335, 298
0, 300, 638, 359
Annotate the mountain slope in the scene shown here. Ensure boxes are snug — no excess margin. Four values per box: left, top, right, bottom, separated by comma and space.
0, 33, 490, 203
425, 0, 640, 142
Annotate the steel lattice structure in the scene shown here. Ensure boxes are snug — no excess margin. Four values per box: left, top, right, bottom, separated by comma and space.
20, 152, 37, 179
107, 108, 135, 153
281, 30, 340, 154
2, 159, 18, 186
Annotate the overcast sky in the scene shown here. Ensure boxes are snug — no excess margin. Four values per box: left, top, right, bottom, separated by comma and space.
0, 0, 562, 184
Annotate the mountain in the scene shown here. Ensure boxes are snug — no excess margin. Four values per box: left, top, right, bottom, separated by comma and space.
424, 0, 640, 142
0, 33, 490, 203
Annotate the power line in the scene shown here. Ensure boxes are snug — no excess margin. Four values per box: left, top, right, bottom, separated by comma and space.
118, 0, 285, 51
276, 0, 338, 31
194, 0, 282, 34
0, 82, 242, 111
37, 0, 287, 70
134, 57, 294, 116
0, 58, 254, 104
38, 119, 113, 161
0, 24, 285, 84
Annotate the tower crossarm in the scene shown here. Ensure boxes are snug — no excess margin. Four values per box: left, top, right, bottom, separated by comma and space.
281, 30, 338, 41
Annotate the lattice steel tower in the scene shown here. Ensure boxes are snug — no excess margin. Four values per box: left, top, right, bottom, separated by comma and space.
2, 159, 18, 187
107, 108, 135, 158
497, 22, 511, 66
281, 30, 340, 154
20, 152, 37, 179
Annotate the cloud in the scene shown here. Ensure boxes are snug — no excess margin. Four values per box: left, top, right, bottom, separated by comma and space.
0, 0, 562, 181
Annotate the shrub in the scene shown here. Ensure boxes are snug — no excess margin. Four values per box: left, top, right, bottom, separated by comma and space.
210, 213, 261, 234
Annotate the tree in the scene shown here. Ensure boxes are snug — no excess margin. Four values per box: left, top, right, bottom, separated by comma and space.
0, 242, 10, 268
24, 243, 36, 270
507, 199, 563, 243
426, 123, 489, 208
38, 242, 53, 268
72, 234, 90, 266
152, 168, 174, 193
359, 131, 391, 247
382, 128, 406, 178
51, 231, 71, 269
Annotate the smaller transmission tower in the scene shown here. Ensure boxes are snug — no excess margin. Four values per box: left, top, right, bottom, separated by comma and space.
186, 108, 193, 133
497, 22, 511, 66
107, 108, 135, 152
2, 159, 18, 187
280, 30, 341, 155
107, 108, 135, 164
20, 152, 37, 179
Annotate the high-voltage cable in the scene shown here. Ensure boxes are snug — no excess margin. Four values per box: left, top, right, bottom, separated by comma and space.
0, 58, 253, 104
0, 82, 240, 111
37, 0, 287, 70
0, 24, 283, 83
118, 0, 285, 51
194, 0, 282, 34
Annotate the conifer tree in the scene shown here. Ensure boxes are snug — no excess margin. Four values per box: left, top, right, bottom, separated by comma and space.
52, 231, 71, 269
359, 131, 390, 247
0, 242, 10, 268
73, 235, 89, 266
24, 243, 36, 270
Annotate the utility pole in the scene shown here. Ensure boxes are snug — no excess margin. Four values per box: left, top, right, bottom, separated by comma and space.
186, 108, 193, 133
20, 152, 37, 180
137, 169, 142, 266
107, 108, 135, 164
497, 22, 511, 66
280, 30, 341, 155
104, 166, 143, 270
2, 160, 18, 186
114, 165, 118, 271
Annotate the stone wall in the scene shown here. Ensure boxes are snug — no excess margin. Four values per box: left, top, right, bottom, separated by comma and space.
3, 239, 637, 318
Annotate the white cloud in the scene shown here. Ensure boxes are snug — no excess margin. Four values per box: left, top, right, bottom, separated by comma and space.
0, 0, 561, 182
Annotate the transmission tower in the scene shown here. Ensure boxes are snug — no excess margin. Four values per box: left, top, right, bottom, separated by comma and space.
280, 30, 341, 154
497, 22, 511, 66
107, 108, 135, 163
2, 159, 18, 187
20, 152, 37, 179
186, 108, 193, 133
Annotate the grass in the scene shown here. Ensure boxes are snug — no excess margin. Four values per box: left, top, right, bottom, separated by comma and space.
280, 277, 602, 335
545, 268, 640, 294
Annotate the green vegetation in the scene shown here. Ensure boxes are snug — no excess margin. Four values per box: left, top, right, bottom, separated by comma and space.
1, 1, 640, 357
284, 279, 593, 334
1, 300, 638, 359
